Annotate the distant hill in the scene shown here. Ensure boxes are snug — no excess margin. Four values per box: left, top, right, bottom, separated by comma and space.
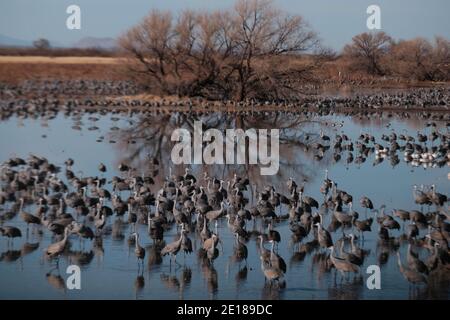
73, 37, 117, 50
0, 34, 31, 47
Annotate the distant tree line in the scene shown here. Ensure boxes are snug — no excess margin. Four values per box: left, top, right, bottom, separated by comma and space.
343, 32, 450, 81
115, 0, 450, 100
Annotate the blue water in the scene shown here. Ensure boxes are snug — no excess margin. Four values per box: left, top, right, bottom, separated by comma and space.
0, 111, 448, 299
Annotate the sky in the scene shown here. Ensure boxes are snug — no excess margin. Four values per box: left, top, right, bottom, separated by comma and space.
0, 0, 449, 50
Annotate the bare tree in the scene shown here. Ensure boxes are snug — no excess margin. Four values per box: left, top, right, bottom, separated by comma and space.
387, 38, 433, 80
33, 38, 51, 50
229, 0, 319, 100
119, 0, 318, 100
386, 37, 450, 81
343, 32, 392, 75
430, 36, 450, 80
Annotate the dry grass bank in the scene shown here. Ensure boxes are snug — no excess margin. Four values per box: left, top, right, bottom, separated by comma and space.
0, 56, 120, 64
0, 56, 126, 84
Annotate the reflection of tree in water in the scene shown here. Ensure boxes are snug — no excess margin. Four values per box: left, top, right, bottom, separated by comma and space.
109, 112, 334, 191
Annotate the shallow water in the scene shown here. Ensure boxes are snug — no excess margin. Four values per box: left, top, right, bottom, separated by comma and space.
0, 110, 449, 299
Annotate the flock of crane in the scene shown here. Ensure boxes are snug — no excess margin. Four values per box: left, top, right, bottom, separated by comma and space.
0, 153, 449, 293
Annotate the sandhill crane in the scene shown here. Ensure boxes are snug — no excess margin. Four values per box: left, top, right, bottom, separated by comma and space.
131, 232, 145, 268
406, 222, 419, 239
19, 198, 41, 232
205, 201, 225, 225
148, 216, 164, 243
161, 228, 185, 267
0, 226, 22, 247
348, 234, 368, 263
333, 202, 352, 235
409, 210, 427, 226
232, 233, 248, 265
269, 240, 287, 274
181, 227, 193, 258
360, 196, 373, 217
315, 222, 333, 250
206, 234, 219, 262
302, 194, 319, 209
406, 244, 429, 275
94, 206, 106, 234
260, 256, 284, 286
70, 222, 94, 247
286, 177, 297, 194
257, 235, 271, 262
396, 252, 427, 286
351, 210, 372, 240
329, 246, 359, 281
428, 184, 448, 207
289, 220, 308, 244
382, 215, 401, 230
267, 221, 281, 247
183, 168, 197, 184
413, 185, 431, 207
45, 227, 71, 262
200, 216, 212, 243
98, 163, 106, 173
338, 237, 363, 266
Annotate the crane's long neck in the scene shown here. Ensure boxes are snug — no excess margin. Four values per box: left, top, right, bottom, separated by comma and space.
350, 236, 356, 251
178, 233, 184, 246
412, 186, 417, 198
339, 239, 345, 254
396, 253, 403, 271
407, 244, 412, 258
135, 234, 139, 249
259, 239, 265, 252
329, 246, 334, 258
62, 229, 69, 244
155, 201, 160, 217
211, 237, 216, 250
